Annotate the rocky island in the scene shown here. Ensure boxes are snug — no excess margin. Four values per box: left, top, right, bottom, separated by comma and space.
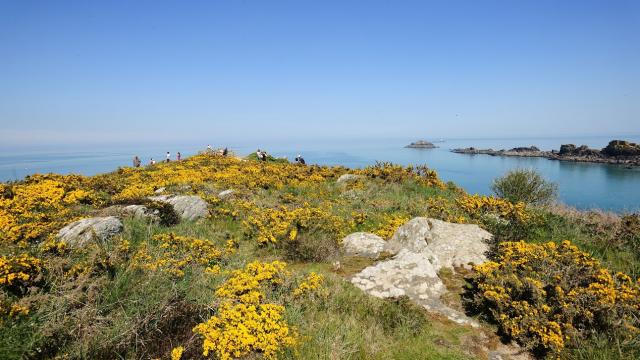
452, 140, 640, 167
405, 140, 437, 149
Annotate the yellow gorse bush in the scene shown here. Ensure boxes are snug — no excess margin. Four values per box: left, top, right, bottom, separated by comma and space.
457, 194, 529, 223
0, 175, 98, 245
374, 214, 409, 240
193, 302, 297, 360
0, 254, 42, 290
468, 240, 640, 356
243, 204, 346, 245
194, 261, 301, 359
215, 261, 289, 304
355, 162, 445, 188
131, 233, 229, 277
292, 272, 324, 297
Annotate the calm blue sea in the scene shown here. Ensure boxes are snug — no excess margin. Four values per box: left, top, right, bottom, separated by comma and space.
1, 136, 639, 212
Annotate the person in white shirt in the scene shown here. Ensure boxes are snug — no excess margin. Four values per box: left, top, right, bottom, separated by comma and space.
166, 152, 171, 163
150, 158, 156, 165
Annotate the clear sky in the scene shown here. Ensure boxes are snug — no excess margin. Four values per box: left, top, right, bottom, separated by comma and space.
1, 0, 638, 145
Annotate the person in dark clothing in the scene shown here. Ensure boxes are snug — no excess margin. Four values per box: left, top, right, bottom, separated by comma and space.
133, 156, 141, 167
177, 152, 181, 161
295, 154, 306, 165
222, 147, 228, 156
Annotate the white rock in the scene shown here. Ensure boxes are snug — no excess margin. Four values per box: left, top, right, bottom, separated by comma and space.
148, 195, 208, 221
349, 217, 492, 327
341, 232, 386, 258
57, 216, 123, 248
384, 217, 432, 254
218, 189, 235, 200
384, 217, 491, 269
337, 174, 365, 184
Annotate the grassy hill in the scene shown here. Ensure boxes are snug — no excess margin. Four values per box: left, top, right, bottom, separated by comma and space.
1, 154, 638, 359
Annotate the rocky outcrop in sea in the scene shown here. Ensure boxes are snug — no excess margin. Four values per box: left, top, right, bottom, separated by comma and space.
451, 140, 640, 167
405, 140, 437, 149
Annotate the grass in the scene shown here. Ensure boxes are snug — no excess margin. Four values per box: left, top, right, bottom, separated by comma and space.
1, 155, 639, 359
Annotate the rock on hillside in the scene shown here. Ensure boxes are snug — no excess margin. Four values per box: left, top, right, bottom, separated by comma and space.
341, 232, 386, 258
336, 174, 365, 184
347, 217, 492, 327
57, 216, 123, 248
384, 218, 492, 269
148, 195, 208, 221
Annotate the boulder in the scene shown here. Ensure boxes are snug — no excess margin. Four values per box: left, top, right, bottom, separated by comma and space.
57, 216, 123, 248
122, 205, 160, 221
384, 218, 491, 268
350, 217, 492, 327
148, 195, 208, 221
351, 248, 479, 327
419, 218, 491, 269
218, 189, 235, 200
384, 217, 432, 254
337, 174, 365, 184
99, 205, 160, 222
341, 232, 386, 258
351, 249, 444, 299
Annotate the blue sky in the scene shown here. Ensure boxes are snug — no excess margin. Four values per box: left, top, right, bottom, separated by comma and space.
1, 0, 638, 145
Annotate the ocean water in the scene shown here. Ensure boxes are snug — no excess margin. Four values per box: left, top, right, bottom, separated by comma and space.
1, 136, 639, 212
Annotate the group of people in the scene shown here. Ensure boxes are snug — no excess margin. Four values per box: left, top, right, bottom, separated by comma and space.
207, 144, 229, 156
132, 151, 181, 167
255, 149, 269, 161
132, 145, 306, 168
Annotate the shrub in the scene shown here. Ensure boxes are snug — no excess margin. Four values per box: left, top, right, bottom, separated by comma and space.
146, 201, 180, 227
491, 168, 558, 205
465, 240, 640, 357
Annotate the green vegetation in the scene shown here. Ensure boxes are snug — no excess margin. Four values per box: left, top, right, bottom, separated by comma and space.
491, 168, 558, 205
1, 155, 639, 359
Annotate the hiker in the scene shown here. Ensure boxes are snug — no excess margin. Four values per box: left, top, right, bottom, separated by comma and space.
295, 154, 306, 165
207, 144, 212, 153
222, 147, 228, 156
166, 151, 171, 163
150, 158, 156, 165
133, 156, 141, 168
177, 152, 181, 161
256, 149, 264, 161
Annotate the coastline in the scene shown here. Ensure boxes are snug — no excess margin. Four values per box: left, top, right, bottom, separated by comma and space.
451, 140, 640, 168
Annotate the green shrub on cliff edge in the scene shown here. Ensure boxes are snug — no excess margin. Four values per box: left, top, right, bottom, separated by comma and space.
491, 168, 558, 205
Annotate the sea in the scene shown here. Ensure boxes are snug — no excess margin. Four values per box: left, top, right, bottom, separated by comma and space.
1, 136, 639, 212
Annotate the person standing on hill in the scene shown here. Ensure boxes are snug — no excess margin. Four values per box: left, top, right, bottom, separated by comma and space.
133, 156, 141, 167
295, 154, 306, 165
166, 152, 171, 163
222, 147, 228, 156
177, 152, 181, 161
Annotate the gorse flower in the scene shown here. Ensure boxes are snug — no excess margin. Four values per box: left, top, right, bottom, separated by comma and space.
131, 233, 229, 277
467, 240, 640, 356
194, 261, 301, 359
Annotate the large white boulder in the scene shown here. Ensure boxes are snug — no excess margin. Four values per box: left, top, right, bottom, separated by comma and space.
349, 217, 492, 327
342, 232, 386, 258
384, 217, 491, 269
148, 195, 208, 221
57, 216, 123, 248
336, 174, 365, 184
